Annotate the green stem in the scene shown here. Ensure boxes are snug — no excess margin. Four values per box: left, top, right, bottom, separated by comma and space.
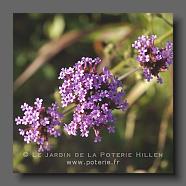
62, 104, 75, 115
155, 29, 173, 44
155, 13, 173, 27
118, 67, 141, 81
111, 58, 135, 74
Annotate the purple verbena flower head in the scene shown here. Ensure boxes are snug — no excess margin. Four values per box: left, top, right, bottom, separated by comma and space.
59, 57, 128, 142
58, 57, 101, 107
15, 98, 63, 152
132, 35, 173, 83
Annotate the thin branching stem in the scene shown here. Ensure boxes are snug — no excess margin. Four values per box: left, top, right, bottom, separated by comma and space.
118, 67, 141, 81
155, 13, 173, 27
62, 67, 141, 115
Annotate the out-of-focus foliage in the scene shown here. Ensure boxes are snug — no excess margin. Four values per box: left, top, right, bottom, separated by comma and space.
13, 13, 173, 173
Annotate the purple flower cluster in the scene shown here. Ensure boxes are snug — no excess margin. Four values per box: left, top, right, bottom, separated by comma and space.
59, 57, 128, 142
132, 35, 173, 83
15, 98, 63, 152
15, 33, 173, 152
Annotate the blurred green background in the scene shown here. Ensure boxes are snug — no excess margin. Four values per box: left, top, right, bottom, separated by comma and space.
13, 13, 173, 173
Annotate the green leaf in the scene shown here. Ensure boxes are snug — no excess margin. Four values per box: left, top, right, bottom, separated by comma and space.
44, 15, 65, 39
